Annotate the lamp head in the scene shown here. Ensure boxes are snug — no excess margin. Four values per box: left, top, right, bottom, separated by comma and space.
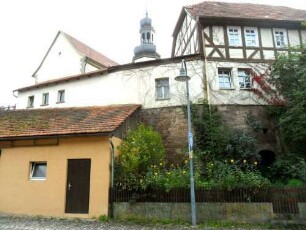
175, 60, 190, 82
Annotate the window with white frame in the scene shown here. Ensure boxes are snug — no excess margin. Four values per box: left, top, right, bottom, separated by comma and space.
273, 29, 287, 48
227, 27, 242, 46
244, 27, 258, 46
57, 90, 65, 103
27, 96, 34, 108
155, 78, 170, 100
30, 162, 47, 180
238, 69, 252, 89
41, 93, 49, 106
218, 69, 232, 89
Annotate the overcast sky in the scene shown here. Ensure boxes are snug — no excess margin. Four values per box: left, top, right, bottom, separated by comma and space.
0, 0, 305, 107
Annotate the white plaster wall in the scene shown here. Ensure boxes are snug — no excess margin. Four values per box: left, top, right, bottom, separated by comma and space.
301, 30, 306, 44
260, 28, 274, 47
229, 49, 243, 58
212, 26, 225, 45
205, 61, 268, 105
288, 30, 301, 47
16, 60, 204, 109
35, 34, 84, 83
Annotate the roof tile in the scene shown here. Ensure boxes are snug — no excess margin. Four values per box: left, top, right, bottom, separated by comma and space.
186, 1, 306, 21
0, 105, 140, 139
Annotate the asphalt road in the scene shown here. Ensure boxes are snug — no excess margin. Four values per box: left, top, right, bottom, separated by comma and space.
0, 214, 194, 230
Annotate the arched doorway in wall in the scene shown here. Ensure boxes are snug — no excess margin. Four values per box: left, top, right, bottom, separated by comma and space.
258, 150, 276, 177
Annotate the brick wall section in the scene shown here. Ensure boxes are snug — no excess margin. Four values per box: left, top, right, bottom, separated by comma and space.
140, 105, 277, 162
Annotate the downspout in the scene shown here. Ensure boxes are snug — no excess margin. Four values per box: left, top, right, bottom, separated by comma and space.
109, 135, 115, 188
109, 134, 115, 218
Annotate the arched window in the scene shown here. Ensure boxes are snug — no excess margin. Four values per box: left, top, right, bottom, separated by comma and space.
147, 32, 150, 43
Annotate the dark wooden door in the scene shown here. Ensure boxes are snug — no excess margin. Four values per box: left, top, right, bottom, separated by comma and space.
65, 159, 91, 213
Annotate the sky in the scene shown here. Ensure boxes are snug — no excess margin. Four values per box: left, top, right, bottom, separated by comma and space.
0, 0, 305, 107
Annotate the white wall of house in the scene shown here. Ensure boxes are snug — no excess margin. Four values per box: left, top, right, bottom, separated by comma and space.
16, 60, 204, 109
34, 34, 99, 83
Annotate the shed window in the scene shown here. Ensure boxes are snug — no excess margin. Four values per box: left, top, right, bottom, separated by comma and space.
30, 162, 47, 180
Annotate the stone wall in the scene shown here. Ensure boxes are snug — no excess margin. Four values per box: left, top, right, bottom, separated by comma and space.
112, 202, 306, 224
140, 105, 277, 161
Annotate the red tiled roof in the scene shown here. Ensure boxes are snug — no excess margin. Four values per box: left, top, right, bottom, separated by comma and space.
62, 31, 119, 67
0, 105, 140, 139
185, 1, 306, 21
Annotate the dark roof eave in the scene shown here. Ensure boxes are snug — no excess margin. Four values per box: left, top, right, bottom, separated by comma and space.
0, 131, 112, 141
15, 54, 202, 93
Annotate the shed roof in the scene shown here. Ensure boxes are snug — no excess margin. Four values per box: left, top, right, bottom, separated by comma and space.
0, 105, 140, 139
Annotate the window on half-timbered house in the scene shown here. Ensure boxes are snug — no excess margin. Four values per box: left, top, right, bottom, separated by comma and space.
218, 69, 232, 89
227, 27, 242, 46
273, 29, 287, 48
238, 69, 252, 89
244, 28, 258, 46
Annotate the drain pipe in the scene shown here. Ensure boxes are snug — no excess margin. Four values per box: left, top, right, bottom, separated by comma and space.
109, 134, 115, 219
109, 135, 115, 188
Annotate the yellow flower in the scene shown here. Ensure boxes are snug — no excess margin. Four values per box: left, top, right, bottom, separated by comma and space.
184, 160, 188, 164
254, 161, 258, 165
160, 162, 163, 166
243, 159, 247, 164
230, 159, 234, 163
183, 171, 186, 174
167, 172, 171, 175
210, 163, 214, 166
153, 165, 156, 168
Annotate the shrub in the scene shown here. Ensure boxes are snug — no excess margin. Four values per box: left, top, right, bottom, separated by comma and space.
115, 124, 166, 189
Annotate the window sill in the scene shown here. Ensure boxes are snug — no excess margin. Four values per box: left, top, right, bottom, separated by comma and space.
30, 178, 46, 181
219, 88, 235, 90
27, 106, 34, 109
40, 104, 49, 106
56, 101, 65, 104
240, 88, 253, 90
155, 98, 170, 101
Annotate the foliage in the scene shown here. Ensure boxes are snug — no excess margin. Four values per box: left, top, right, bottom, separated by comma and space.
115, 124, 165, 189
143, 157, 193, 192
190, 102, 229, 161
267, 152, 306, 185
224, 130, 260, 164
201, 160, 270, 190
269, 48, 306, 147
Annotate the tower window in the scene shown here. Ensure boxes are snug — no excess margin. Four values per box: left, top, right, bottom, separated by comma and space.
147, 32, 150, 43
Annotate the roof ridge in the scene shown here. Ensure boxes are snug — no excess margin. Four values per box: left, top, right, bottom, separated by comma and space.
61, 31, 119, 67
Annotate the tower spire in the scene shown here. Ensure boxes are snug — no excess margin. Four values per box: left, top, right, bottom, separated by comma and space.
132, 11, 160, 62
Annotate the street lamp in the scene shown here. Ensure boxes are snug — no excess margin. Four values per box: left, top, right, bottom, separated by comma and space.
175, 59, 196, 226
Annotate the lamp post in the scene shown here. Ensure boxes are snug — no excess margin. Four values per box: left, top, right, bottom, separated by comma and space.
175, 59, 196, 226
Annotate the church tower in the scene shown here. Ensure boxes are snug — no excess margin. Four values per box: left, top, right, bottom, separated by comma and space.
133, 12, 160, 62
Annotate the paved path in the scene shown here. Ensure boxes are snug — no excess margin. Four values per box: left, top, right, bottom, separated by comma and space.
0, 214, 194, 230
